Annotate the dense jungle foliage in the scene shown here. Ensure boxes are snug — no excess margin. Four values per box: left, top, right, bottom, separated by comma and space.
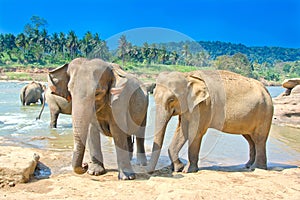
1, 16, 299, 82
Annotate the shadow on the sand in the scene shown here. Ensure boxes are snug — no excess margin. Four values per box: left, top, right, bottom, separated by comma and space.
199, 162, 298, 172
143, 162, 299, 180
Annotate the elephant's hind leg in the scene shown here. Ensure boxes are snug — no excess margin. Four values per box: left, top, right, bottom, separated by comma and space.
242, 134, 256, 168
250, 132, 268, 170
135, 127, 147, 166
111, 125, 135, 180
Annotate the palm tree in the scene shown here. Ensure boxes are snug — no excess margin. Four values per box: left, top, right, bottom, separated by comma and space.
148, 44, 158, 64
16, 33, 28, 54
182, 44, 190, 66
118, 35, 128, 66
80, 31, 93, 57
39, 28, 51, 54
170, 51, 179, 65
158, 46, 168, 64
59, 32, 67, 58
66, 31, 79, 59
51, 32, 60, 55
142, 42, 150, 64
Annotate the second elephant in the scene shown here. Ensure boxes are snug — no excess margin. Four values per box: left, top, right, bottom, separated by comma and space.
148, 70, 274, 173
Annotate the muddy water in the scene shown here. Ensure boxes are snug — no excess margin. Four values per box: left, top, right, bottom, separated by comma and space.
0, 82, 299, 171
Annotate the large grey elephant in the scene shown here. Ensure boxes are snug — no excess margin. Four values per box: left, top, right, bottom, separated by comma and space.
36, 70, 72, 128
50, 58, 148, 180
20, 81, 45, 106
147, 70, 273, 173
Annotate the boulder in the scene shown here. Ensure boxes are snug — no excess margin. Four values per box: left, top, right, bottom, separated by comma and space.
0, 146, 40, 187
273, 84, 300, 128
291, 85, 300, 95
282, 78, 300, 89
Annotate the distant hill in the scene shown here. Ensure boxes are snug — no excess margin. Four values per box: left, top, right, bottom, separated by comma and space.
158, 40, 300, 64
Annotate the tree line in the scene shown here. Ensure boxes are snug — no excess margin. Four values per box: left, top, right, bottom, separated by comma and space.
1, 16, 300, 82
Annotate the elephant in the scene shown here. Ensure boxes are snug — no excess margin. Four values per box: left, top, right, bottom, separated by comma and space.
50, 58, 148, 180
36, 71, 72, 128
20, 81, 45, 106
147, 70, 273, 173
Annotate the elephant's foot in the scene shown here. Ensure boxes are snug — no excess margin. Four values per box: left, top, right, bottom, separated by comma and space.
118, 169, 136, 180
249, 162, 267, 171
182, 162, 198, 173
73, 162, 88, 174
136, 153, 147, 166
87, 162, 106, 176
245, 160, 255, 169
171, 161, 185, 172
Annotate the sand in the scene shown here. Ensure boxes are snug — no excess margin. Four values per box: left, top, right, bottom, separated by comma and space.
0, 145, 299, 200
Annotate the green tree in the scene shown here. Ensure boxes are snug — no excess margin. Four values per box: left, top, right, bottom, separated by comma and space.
80, 31, 93, 57
66, 31, 79, 59
118, 35, 129, 66
182, 44, 190, 66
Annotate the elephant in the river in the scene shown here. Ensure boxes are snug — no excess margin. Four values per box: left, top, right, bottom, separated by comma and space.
50, 58, 148, 180
20, 81, 45, 106
36, 69, 72, 128
147, 70, 273, 173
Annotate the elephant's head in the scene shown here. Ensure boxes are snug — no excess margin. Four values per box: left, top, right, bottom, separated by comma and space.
148, 71, 209, 172
49, 58, 115, 174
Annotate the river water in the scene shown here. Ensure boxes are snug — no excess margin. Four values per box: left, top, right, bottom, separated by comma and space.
0, 81, 299, 170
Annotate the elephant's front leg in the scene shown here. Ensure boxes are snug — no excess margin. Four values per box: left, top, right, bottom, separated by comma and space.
168, 116, 188, 172
111, 125, 135, 180
87, 123, 106, 176
183, 109, 208, 173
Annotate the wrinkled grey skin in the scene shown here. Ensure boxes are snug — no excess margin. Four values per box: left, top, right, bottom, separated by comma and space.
20, 81, 45, 106
148, 70, 273, 173
51, 58, 148, 180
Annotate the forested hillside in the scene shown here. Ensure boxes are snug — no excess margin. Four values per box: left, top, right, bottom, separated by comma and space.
158, 40, 300, 63
1, 16, 300, 83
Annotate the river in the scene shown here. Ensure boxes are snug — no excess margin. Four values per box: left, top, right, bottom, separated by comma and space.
0, 81, 299, 170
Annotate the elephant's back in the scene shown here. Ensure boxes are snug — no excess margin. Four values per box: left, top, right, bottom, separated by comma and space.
45, 89, 72, 114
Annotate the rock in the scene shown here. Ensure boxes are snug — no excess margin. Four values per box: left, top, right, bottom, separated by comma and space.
0, 146, 40, 187
291, 85, 300, 95
273, 93, 300, 128
8, 182, 15, 187
282, 78, 300, 89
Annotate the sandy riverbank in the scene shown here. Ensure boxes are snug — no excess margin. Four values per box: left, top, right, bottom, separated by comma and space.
1, 144, 299, 200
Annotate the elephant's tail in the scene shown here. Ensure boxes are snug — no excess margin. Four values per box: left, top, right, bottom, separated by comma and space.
36, 91, 46, 120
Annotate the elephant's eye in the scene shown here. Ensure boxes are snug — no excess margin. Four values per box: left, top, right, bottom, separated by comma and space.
168, 97, 175, 103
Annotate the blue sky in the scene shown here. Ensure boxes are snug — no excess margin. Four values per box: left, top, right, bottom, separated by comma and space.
0, 0, 299, 48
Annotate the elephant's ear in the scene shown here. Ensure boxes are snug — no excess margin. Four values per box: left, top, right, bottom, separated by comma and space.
110, 76, 128, 102
186, 75, 209, 113
110, 74, 129, 133
48, 64, 71, 102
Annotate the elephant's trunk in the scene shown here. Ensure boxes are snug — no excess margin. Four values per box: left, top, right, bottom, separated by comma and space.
71, 100, 93, 174
72, 133, 87, 174
148, 108, 171, 172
